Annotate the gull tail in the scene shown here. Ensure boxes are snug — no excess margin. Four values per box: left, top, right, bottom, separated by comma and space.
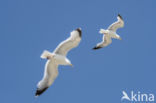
40, 50, 52, 59
99, 29, 108, 34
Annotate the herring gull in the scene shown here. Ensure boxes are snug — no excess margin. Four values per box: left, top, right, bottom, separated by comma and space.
93, 14, 124, 50
35, 28, 82, 96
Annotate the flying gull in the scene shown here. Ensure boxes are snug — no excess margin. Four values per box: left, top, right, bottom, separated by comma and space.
35, 28, 82, 96
93, 14, 124, 50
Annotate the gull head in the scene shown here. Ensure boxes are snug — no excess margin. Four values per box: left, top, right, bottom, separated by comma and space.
69, 63, 74, 67
119, 37, 122, 40
47, 54, 55, 60
65, 58, 73, 67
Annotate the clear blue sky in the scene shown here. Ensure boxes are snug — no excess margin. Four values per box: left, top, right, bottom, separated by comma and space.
0, 0, 156, 103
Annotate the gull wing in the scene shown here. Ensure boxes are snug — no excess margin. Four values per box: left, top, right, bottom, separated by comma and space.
93, 35, 112, 50
108, 14, 124, 32
54, 28, 82, 56
35, 60, 58, 96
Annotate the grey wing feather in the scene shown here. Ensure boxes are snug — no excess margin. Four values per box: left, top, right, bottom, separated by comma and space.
93, 42, 104, 50
36, 61, 58, 96
93, 35, 111, 49
54, 29, 81, 56
101, 35, 112, 46
108, 14, 124, 32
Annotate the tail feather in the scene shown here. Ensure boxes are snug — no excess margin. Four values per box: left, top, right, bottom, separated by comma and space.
99, 29, 108, 34
40, 50, 52, 59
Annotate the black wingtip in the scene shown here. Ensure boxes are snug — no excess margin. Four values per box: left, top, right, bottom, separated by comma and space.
35, 87, 48, 96
76, 28, 82, 37
118, 14, 123, 20
92, 46, 102, 50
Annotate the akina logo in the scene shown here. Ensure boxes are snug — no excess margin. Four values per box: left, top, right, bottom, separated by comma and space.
121, 91, 154, 102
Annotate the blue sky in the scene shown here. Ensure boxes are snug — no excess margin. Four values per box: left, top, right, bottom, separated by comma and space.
0, 0, 156, 103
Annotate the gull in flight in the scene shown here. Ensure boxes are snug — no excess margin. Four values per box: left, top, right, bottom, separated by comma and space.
35, 28, 82, 96
121, 91, 131, 101
93, 14, 124, 50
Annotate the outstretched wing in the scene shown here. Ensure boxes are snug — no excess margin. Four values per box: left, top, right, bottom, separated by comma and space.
35, 60, 58, 96
93, 35, 112, 50
108, 14, 124, 32
54, 28, 82, 56
92, 41, 103, 50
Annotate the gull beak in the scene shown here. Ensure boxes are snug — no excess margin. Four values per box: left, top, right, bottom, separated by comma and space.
70, 64, 74, 67
119, 37, 122, 40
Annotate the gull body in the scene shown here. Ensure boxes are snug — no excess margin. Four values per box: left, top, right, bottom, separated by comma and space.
35, 28, 82, 96
93, 14, 124, 50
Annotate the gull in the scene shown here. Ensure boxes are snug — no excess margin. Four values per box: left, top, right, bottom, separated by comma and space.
121, 91, 131, 101
35, 28, 82, 96
93, 14, 124, 50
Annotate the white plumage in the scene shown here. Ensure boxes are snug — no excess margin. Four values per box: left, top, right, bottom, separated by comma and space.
93, 14, 124, 50
35, 28, 82, 96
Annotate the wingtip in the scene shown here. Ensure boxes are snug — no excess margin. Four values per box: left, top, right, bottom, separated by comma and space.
92, 46, 102, 50
76, 28, 82, 37
35, 87, 48, 96
118, 14, 123, 20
